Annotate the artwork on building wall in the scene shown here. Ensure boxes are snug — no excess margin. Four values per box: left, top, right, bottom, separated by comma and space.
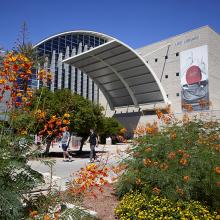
180, 45, 209, 111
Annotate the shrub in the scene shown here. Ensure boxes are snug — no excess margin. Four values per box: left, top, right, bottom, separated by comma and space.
0, 135, 43, 219
116, 116, 220, 209
115, 191, 219, 220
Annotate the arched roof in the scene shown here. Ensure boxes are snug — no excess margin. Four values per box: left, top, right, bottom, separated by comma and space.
63, 31, 168, 110
34, 30, 113, 47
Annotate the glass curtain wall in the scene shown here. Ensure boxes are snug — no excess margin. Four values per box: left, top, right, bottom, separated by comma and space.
36, 33, 107, 103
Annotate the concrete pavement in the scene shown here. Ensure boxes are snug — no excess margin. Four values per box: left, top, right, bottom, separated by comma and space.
29, 143, 130, 190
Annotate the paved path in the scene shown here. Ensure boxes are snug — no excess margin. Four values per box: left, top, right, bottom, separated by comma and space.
29, 143, 130, 190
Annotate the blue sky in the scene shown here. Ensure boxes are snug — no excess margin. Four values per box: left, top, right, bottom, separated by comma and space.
0, 0, 220, 50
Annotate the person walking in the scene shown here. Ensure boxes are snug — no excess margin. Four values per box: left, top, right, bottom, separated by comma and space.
60, 127, 72, 161
88, 129, 98, 163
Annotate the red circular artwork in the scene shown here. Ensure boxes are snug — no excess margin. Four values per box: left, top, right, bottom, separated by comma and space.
186, 65, 202, 85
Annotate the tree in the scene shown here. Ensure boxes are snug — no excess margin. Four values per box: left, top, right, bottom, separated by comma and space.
14, 22, 45, 67
99, 117, 123, 144
29, 88, 105, 152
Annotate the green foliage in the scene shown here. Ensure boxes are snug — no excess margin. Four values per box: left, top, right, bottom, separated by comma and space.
115, 191, 219, 220
30, 88, 104, 137
0, 134, 43, 219
9, 110, 37, 134
116, 118, 220, 209
25, 190, 98, 220
99, 117, 123, 144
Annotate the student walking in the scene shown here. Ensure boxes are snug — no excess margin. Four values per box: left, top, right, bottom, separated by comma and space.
88, 129, 98, 163
60, 127, 72, 161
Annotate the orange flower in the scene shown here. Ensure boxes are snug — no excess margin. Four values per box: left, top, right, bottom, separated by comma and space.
176, 187, 184, 197
179, 158, 188, 166
143, 158, 152, 167
0, 79, 6, 84
22, 96, 27, 102
64, 113, 70, 118
183, 153, 190, 159
29, 210, 38, 218
170, 132, 176, 140
156, 109, 163, 119
152, 187, 161, 195
177, 149, 185, 155
160, 162, 169, 170
136, 178, 142, 185
12, 64, 19, 71
43, 214, 51, 220
183, 175, 190, 183
214, 166, 220, 174
63, 119, 70, 125
167, 151, 176, 159
145, 147, 152, 153
56, 119, 62, 126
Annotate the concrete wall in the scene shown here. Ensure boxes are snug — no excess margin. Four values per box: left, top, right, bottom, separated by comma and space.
137, 26, 220, 113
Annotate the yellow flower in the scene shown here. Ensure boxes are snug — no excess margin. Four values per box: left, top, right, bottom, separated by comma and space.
0, 78, 6, 84
64, 113, 70, 118
22, 97, 27, 102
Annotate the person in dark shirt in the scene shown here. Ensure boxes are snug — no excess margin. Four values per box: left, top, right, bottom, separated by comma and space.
88, 129, 98, 163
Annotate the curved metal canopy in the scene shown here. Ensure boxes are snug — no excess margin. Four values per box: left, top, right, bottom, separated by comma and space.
64, 38, 168, 110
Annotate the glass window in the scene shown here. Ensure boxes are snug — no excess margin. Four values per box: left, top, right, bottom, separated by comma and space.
155, 58, 158, 62
165, 75, 168, 78
176, 72, 179, 76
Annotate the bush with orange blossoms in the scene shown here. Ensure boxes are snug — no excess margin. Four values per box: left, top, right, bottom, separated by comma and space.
38, 113, 71, 140
0, 51, 57, 219
0, 52, 51, 109
134, 121, 158, 137
116, 113, 220, 210
67, 163, 110, 198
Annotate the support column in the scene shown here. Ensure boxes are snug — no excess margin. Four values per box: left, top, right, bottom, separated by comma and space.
77, 42, 83, 95
64, 46, 70, 88
50, 50, 56, 91
70, 48, 76, 92
83, 45, 88, 98
57, 52, 62, 89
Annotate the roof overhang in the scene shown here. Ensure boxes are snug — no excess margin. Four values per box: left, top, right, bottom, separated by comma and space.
63, 39, 168, 110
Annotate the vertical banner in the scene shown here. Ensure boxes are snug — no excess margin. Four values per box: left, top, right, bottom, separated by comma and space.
180, 45, 209, 111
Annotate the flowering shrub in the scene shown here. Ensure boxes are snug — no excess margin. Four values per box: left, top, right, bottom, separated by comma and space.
115, 191, 219, 220
0, 51, 69, 219
117, 113, 220, 209
68, 163, 109, 197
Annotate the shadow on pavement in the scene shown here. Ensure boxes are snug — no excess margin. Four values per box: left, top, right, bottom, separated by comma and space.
41, 150, 107, 158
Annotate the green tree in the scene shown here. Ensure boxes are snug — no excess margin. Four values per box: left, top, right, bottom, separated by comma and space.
30, 88, 105, 152
99, 117, 123, 144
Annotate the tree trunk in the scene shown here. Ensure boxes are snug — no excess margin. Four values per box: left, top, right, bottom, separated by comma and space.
79, 136, 87, 153
44, 139, 52, 155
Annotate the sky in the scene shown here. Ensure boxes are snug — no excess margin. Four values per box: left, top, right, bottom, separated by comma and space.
0, 0, 220, 50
